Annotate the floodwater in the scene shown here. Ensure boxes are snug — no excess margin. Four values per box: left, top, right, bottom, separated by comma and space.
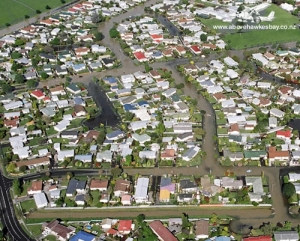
156, 14, 181, 37
83, 81, 120, 129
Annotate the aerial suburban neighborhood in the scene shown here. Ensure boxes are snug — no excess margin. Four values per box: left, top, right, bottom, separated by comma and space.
1, 0, 300, 240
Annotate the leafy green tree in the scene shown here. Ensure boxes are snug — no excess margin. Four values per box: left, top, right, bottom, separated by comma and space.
41, 72, 49, 80
66, 171, 73, 180
24, 15, 30, 19
15, 74, 24, 84
200, 34, 207, 42
111, 167, 122, 178
260, 222, 272, 235
45, 5, 51, 10
136, 213, 146, 224
95, 32, 104, 41
109, 27, 120, 38
50, 37, 60, 45
19, 166, 27, 172
144, 62, 152, 72
0, 83, 13, 93
7, 163, 16, 173
11, 52, 22, 59
12, 179, 22, 195
283, 183, 296, 197
181, 213, 191, 229
55, 197, 64, 206
36, 10, 41, 14
26, 79, 37, 88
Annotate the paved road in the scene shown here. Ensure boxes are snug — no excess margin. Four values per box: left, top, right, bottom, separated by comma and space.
0, 172, 33, 241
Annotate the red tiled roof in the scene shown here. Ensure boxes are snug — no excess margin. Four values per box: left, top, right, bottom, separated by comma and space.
276, 130, 291, 138
190, 45, 201, 53
243, 236, 272, 241
149, 220, 178, 241
31, 90, 44, 98
134, 51, 146, 60
118, 220, 132, 232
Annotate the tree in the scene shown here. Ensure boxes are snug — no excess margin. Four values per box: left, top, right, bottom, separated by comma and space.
124, 112, 134, 121
24, 15, 30, 19
12, 179, 22, 196
0, 83, 13, 93
124, 155, 132, 166
26, 79, 37, 88
19, 165, 27, 172
181, 213, 191, 229
41, 72, 49, 80
237, 5, 245, 12
55, 197, 64, 206
156, 123, 165, 137
94, 32, 104, 41
6, 162, 16, 173
31, 58, 39, 67
111, 167, 122, 178
260, 222, 272, 235
283, 183, 296, 197
200, 34, 207, 42
45, 5, 51, 10
66, 171, 73, 180
144, 62, 152, 72
61, 0, 66, 3
210, 213, 219, 225
36, 10, 41, 14
5, 23, 10, 27
50, 37, 60, 45
15, 74, 24, 84
109, 27, 120, 38
136, 213, 145, 224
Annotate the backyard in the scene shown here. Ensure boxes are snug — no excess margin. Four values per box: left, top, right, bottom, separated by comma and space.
200, 4, 300, 49
0, 0, 73, 28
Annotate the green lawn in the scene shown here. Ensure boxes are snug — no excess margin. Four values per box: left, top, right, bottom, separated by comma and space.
27, 224, 42, 237
20, 200, 36, 213
201, 4, 300, 49
43, 235, 57, 241
0, 0, 73, 28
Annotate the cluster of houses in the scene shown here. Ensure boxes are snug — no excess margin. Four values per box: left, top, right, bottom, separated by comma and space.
180, 52, 300, 167
117, 2, 227, 63
0, 0, 149, 82
104, 69, 205, 164
3, 83, 95, 165
26, 173, 267, 210
41, 217, 300, 241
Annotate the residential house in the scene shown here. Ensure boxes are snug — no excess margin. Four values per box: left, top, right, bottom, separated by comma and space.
61, 131, 78, 139
245, 176, 265, 202
180, 179, 198, 193
70, 231, 96, 241
27, 180, 43, 195
90, 179, 108, 191
74, 105, 86, 116
195, 220, 209, 239
149, 220, 178, 241
121, 194, 132, 205
177, 193, 193, 203
66, 83, 81, 95
74, 154, 92, 163
274, 231, 299, 241
15, 157, 50, 170
43, 220, 75, 241
114, 179, 131, 197
96, 150, 112, 163
75, 194, 85, 205
106, 129, 125, 141
66, 179, 86, 197
268, 146, 290, 165
118, 220, 132, 235
221, 177, 243, 190
182, 146, 200, 161
34, 193, 48, 208
134, 177, 149, 203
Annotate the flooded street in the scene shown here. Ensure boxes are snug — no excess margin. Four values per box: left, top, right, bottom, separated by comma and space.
83, 81, 120, 129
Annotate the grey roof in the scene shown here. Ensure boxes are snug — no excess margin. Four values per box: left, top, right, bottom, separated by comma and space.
61, 131, 78, 136
178, 193, 193, 199
66, 179, 86, 195
106, 129, 125, 139
274, 231, 299, 241
177, 132, 193, 140
160, 177, 172, 187
180, 179, 197, 189
75, 194, 85, 202
182, 146, 199, 159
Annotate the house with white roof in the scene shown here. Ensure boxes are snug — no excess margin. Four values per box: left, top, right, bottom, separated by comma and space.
134, 177, 149, 204
57, 149, 74, 162
224, 57, 238, 67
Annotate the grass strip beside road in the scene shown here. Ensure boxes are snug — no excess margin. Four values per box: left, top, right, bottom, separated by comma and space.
26, 206, 272, 223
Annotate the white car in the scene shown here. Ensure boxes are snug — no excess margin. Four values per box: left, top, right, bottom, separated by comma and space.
246, 170, 252, 173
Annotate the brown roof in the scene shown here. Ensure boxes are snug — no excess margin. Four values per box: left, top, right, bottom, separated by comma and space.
278, 86, 293, 94
184, 64, 197, 71
74, 105, 85, 113
84, 130, 100, 142
45, 220, 74, 239
258, 97, 271, 106
162, 49, 173, 56
213, 93, 226, 101
202, 43, 217, 49
49, 85, 65, 93
264, 52, 275, 59
175, 46, 185, 52
75, 47, 90, 54
229, 123, 239, 132
149, 220, 178, 241
49, 185, 57, 191
149, 70, 160, 77
195, 220, 209, 236
28, 180, 43, 192
161, 149, 176, 158
16, 157, 50, 168
268, 146, 290, 158
4, 118, 19, 127
90, 179, 108, 189
114, 179, 130, 192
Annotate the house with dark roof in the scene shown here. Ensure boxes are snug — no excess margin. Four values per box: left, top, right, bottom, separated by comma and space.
66, 179, 86, 197
106, 129, 125, 140
179, 179, 198, 193
43, 220, 75, 241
